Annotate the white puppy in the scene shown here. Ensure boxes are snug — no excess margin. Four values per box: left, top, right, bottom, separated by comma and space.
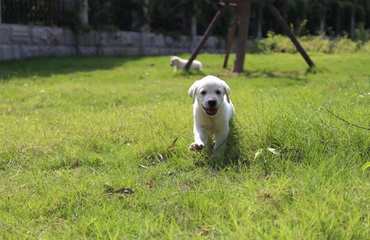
170, 56, 202, 71
188, 75, 234, 151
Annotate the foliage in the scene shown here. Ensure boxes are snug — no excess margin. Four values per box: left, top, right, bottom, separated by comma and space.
258, 32, 369, 53
361, 41, 370, 52
0, 53, 369, 238
88, 0, 144, 31
258, 32, 296, 53
2, 0, 370, 38
330, 36, 360, 53
354, 22, 370, 42
300, 35, 332, 53
69, 0, 370, 38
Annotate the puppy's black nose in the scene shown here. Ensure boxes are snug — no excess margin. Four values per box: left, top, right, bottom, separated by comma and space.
208, 100, 217, 107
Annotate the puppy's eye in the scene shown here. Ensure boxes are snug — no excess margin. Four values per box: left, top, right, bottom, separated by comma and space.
200, 90, 207, 95
215, 90, 222, 95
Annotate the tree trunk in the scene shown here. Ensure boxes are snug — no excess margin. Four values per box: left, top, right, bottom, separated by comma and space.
0, 0, 2, 24
278, 0, 289, 33
185, 9, 223, 71
319, 17, 326, 34
79, 0, 89, 27
223, 20, 237, 68
336, 4, 341, 35
350, 5, 356, 38
191, 15, 197, 50
182, 11, 188, 36
233, 0, 251, 73
141, 0, 150, 32
319, 4, 326, 35
256, 2, 263, 39
268, 4, 315, 68
278, 0, 289, 19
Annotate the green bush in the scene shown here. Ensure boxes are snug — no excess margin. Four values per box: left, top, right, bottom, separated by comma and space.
330, 37, 360, 54
301, 35, 331, 53
258, 32, 296, 53
361, 41, 370, 53
257, 33, 369, 54
354, 23, 370, 42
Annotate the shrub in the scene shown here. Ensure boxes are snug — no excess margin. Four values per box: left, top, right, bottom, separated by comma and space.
257, 32, 369, 54
258, 32, 296, 53
301, 35, 331, 53
330, 37, 360, 53
354, 23, 370, 42
361, 41, 370, 53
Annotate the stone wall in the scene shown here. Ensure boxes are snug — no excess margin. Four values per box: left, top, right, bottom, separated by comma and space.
0, 24, 225, 61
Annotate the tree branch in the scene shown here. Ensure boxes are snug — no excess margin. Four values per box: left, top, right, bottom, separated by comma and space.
323, 107, 370, 131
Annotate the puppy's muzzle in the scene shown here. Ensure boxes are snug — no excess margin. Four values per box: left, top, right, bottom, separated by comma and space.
203, 100, 218, 116
207, 100, 217, 108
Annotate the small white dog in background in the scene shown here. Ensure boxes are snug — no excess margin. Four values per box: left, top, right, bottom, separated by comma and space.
188, 75, 234, 152
170, 56, 203, 71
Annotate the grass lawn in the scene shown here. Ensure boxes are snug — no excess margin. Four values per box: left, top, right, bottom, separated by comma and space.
0, 53, 369, 239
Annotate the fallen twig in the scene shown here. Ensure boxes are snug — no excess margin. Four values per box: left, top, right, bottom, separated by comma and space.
166, 137, 179, 151
323, 107, 370, 131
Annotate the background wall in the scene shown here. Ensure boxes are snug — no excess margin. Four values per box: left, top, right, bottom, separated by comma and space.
0, 24, 225, 61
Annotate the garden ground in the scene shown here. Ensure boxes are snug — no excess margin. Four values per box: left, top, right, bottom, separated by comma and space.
0, 53, 369, 239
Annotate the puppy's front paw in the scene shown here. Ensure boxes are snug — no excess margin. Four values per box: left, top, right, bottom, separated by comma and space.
189, 143, 204, 152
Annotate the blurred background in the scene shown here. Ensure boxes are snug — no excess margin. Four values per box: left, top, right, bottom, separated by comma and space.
1, 0, 370, 40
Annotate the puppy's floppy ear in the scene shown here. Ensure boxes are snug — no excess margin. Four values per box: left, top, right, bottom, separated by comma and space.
222, 81, 231, 103
188, 81, 199, 102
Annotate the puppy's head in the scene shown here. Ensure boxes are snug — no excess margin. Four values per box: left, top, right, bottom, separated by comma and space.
188, 75, 231, 116
170, 56, 179, 67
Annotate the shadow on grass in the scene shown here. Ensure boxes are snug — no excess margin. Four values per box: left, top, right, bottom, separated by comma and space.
0, 56, 145, 82
194, 120, 250, 170
176, 70, 206, 78
243, 69, 310, 83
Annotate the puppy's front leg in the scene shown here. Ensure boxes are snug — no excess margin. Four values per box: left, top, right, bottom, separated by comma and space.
190, 124, 208, 151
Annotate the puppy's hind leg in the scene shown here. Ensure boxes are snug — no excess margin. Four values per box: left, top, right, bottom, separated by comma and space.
210, 127, 230, 165
214, 126, 230, 151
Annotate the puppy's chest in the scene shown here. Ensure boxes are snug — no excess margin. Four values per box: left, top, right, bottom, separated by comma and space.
200, 117, 222, 133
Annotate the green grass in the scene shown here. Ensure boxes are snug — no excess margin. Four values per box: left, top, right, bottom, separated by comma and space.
0, 53, 369, 239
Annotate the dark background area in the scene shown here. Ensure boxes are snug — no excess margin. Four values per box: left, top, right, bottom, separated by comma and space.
1, 0, 370, 39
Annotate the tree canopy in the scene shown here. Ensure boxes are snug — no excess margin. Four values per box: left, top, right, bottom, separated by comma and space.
86, 0, 370, 39
1, 0, 369, 39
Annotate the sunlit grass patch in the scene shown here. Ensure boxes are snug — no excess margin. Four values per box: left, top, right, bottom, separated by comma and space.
0, 53, 369, 239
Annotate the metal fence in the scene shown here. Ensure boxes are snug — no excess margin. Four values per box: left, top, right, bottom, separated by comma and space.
1, 0, 69, 26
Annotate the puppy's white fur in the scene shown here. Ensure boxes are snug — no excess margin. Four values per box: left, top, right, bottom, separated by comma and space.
188, 75, 234, 151
170, 56, 202, 71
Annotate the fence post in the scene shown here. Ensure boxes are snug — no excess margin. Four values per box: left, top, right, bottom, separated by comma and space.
79, 0, 89, 27
0, 0, 2, 24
